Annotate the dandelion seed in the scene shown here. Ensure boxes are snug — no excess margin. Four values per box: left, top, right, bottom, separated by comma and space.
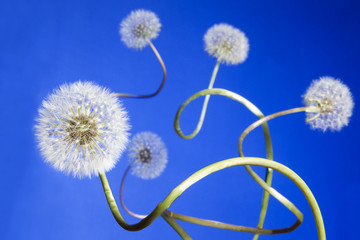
204, 23, 249, 65
35, 81, 130, 178
120, 9, 161, 50
128, 132, 167, 180
303, 76, 354, 132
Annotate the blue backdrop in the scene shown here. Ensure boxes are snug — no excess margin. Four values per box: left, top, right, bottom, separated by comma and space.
1, 0, 359, 239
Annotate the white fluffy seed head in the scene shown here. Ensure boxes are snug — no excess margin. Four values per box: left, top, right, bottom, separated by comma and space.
204, 23, 249, 65
128, 131, 167, 180
120, 9, 161, 50
35, 81, 131, 178
303, 76, 354, 132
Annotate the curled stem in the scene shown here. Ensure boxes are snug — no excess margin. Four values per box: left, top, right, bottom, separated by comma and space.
100, 157, 325, 239
120, 164, 147, 219
239, 106, 319, 157
120, 164, 191, 239
115, 40, 167, 98
239, 105, 320, 240
175, 59, 221, 139
174, 88, 275, 236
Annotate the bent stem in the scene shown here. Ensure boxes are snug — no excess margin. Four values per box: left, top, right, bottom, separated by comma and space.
239, 106, 320, 157
121, 162, 298, 236
120, 164, 147, 219
175, 59, 221, 139
116, 40, 167, 98
166, 209, 300, 234
100, 157, 325, 239
120, 164, 191, 239
239, 106, 319, 240
161, 211, 192, 240
174, 88, 275, 236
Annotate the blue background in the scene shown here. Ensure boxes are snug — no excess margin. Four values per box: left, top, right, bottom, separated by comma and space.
1, 0, 359, 239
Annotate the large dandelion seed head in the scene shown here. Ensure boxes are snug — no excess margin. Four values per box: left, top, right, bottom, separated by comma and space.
303, 76, 354, 132
204, 23, 249, 65
128, 132, 167, 180
35, 81, 130, 178
120, 9, 161, 50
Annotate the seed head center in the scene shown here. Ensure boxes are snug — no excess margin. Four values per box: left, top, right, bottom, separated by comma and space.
66, 114, 98, 146
138, 147, 152, 163
134, 24, 147, 37
320, 98, 333, 113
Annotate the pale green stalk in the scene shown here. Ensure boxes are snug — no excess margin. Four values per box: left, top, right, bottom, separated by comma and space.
238, 106, 320, 240
162, 211, 192, 240
119, 164, 191, 239
174, 88, 275, 236
100, 157, 325, 239
176, 59, 221, 139
120, 162, 297, 236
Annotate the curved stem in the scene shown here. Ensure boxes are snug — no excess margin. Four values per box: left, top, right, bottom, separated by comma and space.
239, 106, 318, 157
239, 106, 319, 240
99, 157, 325, 240
175, 59, 221, 139
166, 210, 300, 234
120, 164, 147, 219
120, 164, 191, 238
115, 40, 167, 98
121, 160, 298, 235
174, 87, 275, 235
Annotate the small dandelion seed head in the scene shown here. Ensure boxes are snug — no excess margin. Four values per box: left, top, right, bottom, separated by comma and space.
204, 23, 249, 65
128, 132, 167, 180
120, 9, 161, 50
303, 76, 354, 132
35, 81, 131, 178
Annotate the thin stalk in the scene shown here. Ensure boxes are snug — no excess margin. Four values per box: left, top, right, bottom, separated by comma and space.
239, 106, 319, 240
174, 87, 275, 236
175, 59, 221, 139
120, 164, 191, 239
166, 210, 300, 234
239, 106, 319, 157
99, 157, 325, 240
115, 40, 167, 98
120, 164, 147, 219
162, 211, 192, 240
120, 160, 298, 235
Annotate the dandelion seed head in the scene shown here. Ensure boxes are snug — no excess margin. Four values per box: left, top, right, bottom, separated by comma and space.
35, 81, 130, 178
120, 9, 161, 50
128, 132, 167, 180
303, 76, 354, 132
204, 23, 249, 65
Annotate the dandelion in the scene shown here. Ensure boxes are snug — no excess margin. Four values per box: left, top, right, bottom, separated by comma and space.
204, 23, 249, 65
303, 76, 354, 132
35, 81, 130, 178
120, 9, 161, 50
128, 132, 167, 180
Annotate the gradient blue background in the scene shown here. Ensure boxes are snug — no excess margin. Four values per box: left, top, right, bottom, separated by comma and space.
1, 0, 359, 239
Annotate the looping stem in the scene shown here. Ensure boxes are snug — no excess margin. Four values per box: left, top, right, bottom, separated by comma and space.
174, 87, 275, 238
100, 157, 325, 239
115, 40, 167, 98
174, 59, 221, 139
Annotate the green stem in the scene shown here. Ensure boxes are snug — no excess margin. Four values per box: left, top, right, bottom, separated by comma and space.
162, 211, 192, 240
239, 106, 319, 240
120, 164, 191, 239
174, 88, 275, 236
175, 59, 221, 139
166, 210, 300, 234
121, 160, 299, 235
115, 40, 167, 99
99, 157, 325, 239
